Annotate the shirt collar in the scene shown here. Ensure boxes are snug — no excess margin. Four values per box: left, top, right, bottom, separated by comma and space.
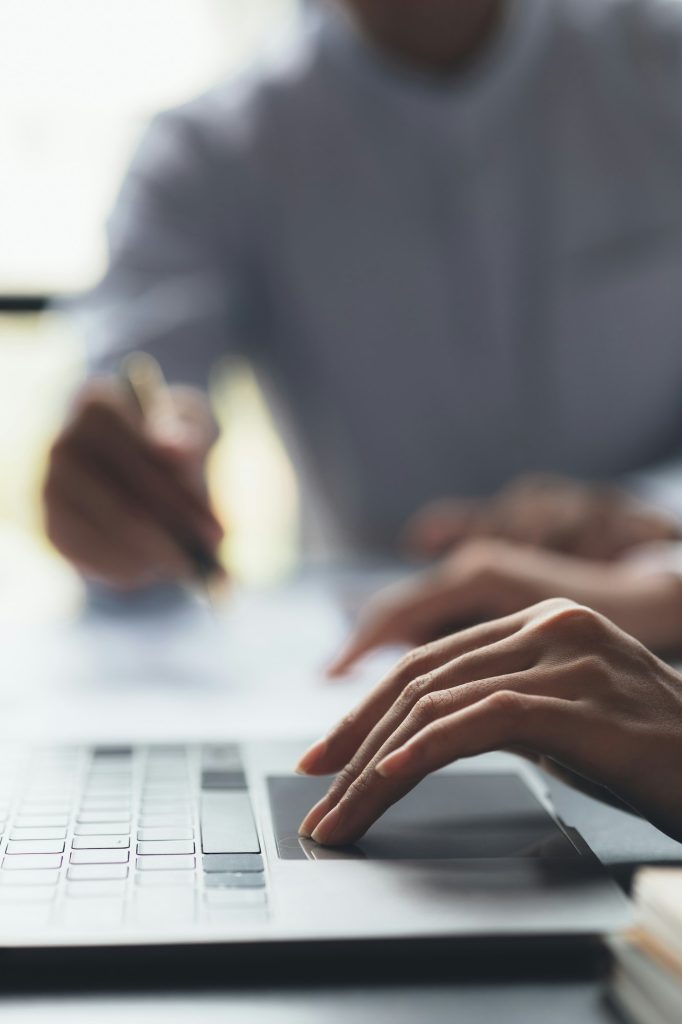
314, 0, 553, 130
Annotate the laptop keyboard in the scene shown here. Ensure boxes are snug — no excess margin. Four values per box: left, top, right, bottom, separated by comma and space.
0, 744, 267, 934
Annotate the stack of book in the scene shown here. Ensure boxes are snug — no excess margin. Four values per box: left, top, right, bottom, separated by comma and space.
610, 868, 682, 1024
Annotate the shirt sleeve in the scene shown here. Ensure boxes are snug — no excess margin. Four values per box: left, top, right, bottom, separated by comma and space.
75, 103, 253, 389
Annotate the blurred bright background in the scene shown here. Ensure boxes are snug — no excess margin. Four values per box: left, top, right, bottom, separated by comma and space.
1, 0, 302, 624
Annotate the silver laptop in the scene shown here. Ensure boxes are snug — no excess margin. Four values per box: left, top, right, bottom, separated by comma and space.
0, 740, 630, 956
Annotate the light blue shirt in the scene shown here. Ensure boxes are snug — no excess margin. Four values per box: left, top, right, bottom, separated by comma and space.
81, 0, 682, 555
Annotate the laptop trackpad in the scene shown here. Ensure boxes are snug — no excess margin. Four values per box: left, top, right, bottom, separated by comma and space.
268, 774, 580, 861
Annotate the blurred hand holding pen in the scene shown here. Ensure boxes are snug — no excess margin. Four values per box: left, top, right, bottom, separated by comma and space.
43, 351, 226, 599
119, 352, 227, 605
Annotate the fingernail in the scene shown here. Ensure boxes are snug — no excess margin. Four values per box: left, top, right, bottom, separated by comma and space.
311, 804, 344, 845
295, 737, 328, 775
298, 796, 331, 838
376, 746, 409, 778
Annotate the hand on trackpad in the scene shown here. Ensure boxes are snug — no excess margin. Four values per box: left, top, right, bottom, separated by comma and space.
268, 774, 579, 861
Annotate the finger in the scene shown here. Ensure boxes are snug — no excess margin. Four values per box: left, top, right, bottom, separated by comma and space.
300, 636, 538, 838
328, 570, 479, 677
298, 607, 534, 778
46, 486, 174, 588
149, 386, 219, 482
300, 668, 534, 841
71, 390, 222, 548
402, 499, 482, 556
47, 452, 195, 584
86, 420, 222, 547
313, 692, 574, 846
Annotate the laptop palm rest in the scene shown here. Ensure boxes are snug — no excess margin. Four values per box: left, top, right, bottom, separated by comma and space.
268, 774, 581, 861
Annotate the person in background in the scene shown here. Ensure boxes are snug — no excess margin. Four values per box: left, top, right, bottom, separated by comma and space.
45, 0, 682, 599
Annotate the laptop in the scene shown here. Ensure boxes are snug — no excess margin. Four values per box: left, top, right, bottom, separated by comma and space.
0, 737, 631, 972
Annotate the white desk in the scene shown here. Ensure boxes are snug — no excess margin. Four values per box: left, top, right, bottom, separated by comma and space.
0, 572, 399, 746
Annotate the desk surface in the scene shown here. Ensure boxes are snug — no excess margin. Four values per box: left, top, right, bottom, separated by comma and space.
0, 571, 680, 1022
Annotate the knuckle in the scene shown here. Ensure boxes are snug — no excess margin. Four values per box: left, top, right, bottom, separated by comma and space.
346, 772, 372, 801
76, 391, 120, 433
334, 762, 360, 794
486, 689, 526, 720
411, 690, 451, 724
571, 653, 608, 683
394, 646, 431, 686
534, 600, 604, 638
400, 673, 434, 707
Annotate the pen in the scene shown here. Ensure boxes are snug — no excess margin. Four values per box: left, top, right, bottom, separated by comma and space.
119, 352, 225, 602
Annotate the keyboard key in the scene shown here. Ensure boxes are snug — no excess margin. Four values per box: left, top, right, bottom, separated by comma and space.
80, 800, 131, 812
0, 869, 60, 886
137, 828, 194, 842
200, 793, 259, 854
3, 854, 62, 870
93, 745, 133, 758
66, 880, 126, 898
201, 770, 246, 790
70, 849, 129, 865
77, 812, 130, 824
203, 854, 263, 873
67, 864, 128, 881
145, 770, 187, 780
81, 788, 131, 798
19, 804, 71, 816
136, 855, 195, 871
135, 871, 195, 887
139, 815, 191, 828
202, 744, 242, 770
87, 771, 132, 782
141, 799, 191, 810
10, 828, 67, 841
5, 840, 65, 855
72, 836, 129, 850
0, 886, 56, 904
81, 796, 131, 806
143, 784, 189, 794
15, 815, 68, 828
137, 840, 195, 856
204, 872, 265, 889
141, 807, 191, 820
82, 788, 131, 799
75, 823, 130, 836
